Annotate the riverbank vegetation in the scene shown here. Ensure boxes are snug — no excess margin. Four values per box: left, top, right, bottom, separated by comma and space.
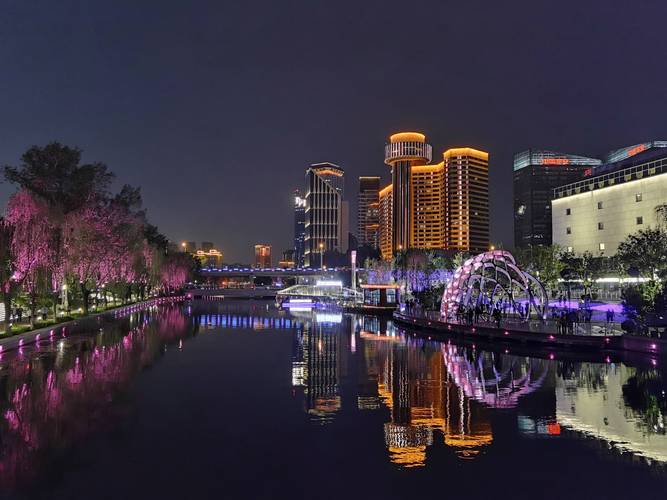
0, 143, 197, 336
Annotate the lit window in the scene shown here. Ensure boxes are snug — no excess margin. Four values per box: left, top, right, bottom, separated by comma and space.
566, 227, 571, 235
597, 201, 603, 209
566, 208, 571, 215
598, 222, 604, 230
636, 193, 643, 202
637, 216, 643, 225
599, 243, 605, 251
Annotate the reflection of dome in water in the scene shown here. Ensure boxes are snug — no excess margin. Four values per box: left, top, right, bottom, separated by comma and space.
441, 344, 548, 409
384, 423, 433, 468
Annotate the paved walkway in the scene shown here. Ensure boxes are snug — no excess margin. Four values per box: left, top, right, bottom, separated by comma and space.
403, 308, 624, 337
0, 296, 185, 354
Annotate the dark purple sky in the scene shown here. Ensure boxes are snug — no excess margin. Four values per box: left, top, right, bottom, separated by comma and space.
1, 0, 666, 263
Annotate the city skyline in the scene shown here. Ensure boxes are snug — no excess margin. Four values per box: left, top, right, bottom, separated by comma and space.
1, 1, 665, 263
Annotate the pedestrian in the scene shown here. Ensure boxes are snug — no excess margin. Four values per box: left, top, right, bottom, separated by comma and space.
17, 307, 23, 323
493, 307, 502, 328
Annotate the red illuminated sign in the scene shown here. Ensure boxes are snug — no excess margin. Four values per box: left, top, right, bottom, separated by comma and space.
627, 144, 647, 157
542, 158, 570, 165
547, 422, 561, 435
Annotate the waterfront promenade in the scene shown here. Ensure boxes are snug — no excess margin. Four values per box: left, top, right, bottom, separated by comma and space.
393, 308, 665, 357
0, 296, 185, 354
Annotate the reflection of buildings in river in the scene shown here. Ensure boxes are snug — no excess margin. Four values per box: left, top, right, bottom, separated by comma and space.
556, 363, 667, 464
362, 330, 494, 466
291, 318, 349, 424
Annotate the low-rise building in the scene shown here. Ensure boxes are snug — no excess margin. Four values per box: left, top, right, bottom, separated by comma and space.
552, 141, 667, 255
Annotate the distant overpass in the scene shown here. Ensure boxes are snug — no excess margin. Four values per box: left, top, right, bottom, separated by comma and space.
199, 267, 350, 279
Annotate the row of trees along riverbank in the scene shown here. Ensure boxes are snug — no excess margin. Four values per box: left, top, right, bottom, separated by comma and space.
0, 143, 197, 335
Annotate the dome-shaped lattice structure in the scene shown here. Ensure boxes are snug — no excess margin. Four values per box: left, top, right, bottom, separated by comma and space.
440, 250, 547, 320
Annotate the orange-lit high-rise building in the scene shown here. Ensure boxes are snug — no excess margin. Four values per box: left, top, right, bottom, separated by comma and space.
410, 162, 446, 249
384, 133, 433, 253
377, 133, 489, 259
254, 244, 272, 268
444, 148, 489, 254
378, 184, 393, 260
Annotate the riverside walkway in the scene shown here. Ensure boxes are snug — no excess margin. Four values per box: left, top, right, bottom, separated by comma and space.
0, 296, 185, 354
393, 309, 665, 357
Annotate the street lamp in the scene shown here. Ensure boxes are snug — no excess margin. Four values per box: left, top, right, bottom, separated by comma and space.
319, 242, 324, 271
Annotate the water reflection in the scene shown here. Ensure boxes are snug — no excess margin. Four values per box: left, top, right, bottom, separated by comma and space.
363, 329, 496, 465
291, 319, 347, 424
0, 302, 665, 496
298, 312, 667, 469
557, 362, 667, 463
0, 305, 191, 490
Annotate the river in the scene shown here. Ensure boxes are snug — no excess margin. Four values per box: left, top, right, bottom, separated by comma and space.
0, 300, 665, 499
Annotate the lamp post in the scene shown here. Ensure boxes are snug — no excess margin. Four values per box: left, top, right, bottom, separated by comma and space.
319, 242, 324, 271
61, 283, 69, 313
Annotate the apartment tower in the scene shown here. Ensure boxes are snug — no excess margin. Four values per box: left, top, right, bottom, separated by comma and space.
384, 133, 433, 253
357, 176, 381, 248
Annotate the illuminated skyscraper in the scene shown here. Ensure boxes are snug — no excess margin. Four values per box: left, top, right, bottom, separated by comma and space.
304, 163, 347, 268
293, 189, 306, 266
384, 133, 432, 253
254, 244, 271, 268
357, 176, 380, 248
410, 163, 446, 249
378, 184, 393, 260
444, 148, 490, 254
513, 150, 601, 247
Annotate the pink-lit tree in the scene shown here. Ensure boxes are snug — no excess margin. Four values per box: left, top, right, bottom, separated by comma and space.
0, 221, 16, 333
5, 191, 56, 328
160, 253, 192, 294
63, 200, 143, 314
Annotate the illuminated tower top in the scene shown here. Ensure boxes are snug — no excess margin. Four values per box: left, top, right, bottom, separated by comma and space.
385, 132, 432, 165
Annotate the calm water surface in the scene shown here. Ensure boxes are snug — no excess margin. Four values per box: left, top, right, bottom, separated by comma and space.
0, 300, 666, 499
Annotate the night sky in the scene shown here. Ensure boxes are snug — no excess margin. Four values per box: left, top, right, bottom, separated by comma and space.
1, 0, 666, 263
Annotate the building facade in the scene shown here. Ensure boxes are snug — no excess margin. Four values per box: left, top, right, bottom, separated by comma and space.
194, 248, 223, 268
304, 163, 347, 267
410, 163, 446, 249
377, 134, 490, 258
254, 244, 272, 268
357, 176, 380, 249
378, 184, 393, 260
293, 189, 306, 267
443, 148, 490, 254
552, 142, 667, 255
513, 150, 602, 248
384, 133, 433, 253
